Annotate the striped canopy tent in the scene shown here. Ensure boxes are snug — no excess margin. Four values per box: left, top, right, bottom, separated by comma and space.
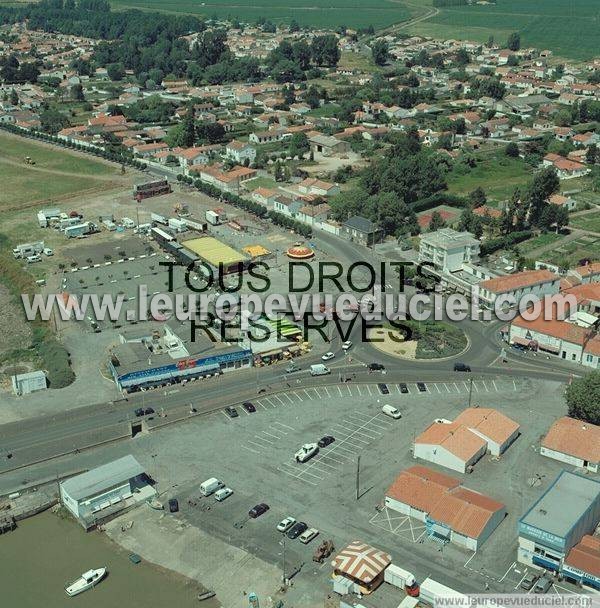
332, 541, 391, 585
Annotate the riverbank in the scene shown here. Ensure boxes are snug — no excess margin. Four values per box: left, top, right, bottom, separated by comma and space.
0, 510, 211, 608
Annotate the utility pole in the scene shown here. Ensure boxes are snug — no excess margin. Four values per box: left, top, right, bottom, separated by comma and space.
280, 538, 286, 584
468, 376, 474, 408
356, 454, 361, 500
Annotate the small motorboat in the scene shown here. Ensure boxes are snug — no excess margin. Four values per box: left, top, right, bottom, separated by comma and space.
197, 590, 216, 601
65, 567, 107, 596
147, 497, 164, 510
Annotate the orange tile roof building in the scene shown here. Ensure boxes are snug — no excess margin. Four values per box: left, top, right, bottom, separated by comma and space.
563, 535, 600, 590
541, 417, 600, 473
385, 465, 507, 550
413, 408, 520, 472
478, 269, 560, 307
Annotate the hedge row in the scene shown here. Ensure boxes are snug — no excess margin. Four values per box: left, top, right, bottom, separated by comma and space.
0, 123, 148, 170
479, 230, 533, 256
410, 193, 470, 213
177, 173, 313, 238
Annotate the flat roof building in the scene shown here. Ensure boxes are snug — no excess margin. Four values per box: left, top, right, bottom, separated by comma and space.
518, 470, 600, 573
182, 236, 248, 273
11, 370, 46, 396
60, 455, 155, 529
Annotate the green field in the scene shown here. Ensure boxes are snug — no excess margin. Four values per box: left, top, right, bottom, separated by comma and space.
409, 0, 600, 61
446, 154, 531, 203
540, 234, 600, 267
570, 211, 600, 233
0, 132, 119, 208
110, 0, 414, 29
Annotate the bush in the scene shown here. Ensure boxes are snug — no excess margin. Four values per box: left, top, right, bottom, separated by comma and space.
37, 339, 75, 388
480, 230, 533, 256
410, 193, 469, 213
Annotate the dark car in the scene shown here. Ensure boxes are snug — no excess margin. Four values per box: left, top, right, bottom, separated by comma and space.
520, 572, 539, 591
144, 407, 155, 415
453, 362, 471, 372
378, 383, 389, 395
368, 363, 385, 371
225, 406, 239, 418
134, 407, 144, 417
318, 435, 335, 448
287, 521, 308, 539
248, 503, 269, 519
242, 401, 256, 413
417, 382, 427, 392
399, 383, 409, 394
168, 498, 179, 513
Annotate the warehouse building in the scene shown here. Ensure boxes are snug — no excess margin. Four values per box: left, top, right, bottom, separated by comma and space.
60, 455, 155, 529
11, 370, 47, 395
413, 408, 519, 472
541, 417, 600, 473
518, 471, 600, 573
109, 319, 252, 392
182, 236, 248, 274
563, 535, 600, 590
385, 465, 507, 550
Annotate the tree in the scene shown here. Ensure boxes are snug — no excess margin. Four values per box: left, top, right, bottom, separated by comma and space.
40, 107, 70, 134
429, 210, 446, 231
469, 187, 487, 208
304, 85, 321, 109
372, 40, 389, 67
292, 40, 311, 71
196, 122, 225, 144
166, 107, 195, 147
70, 83, 84, 101
310, 35, 340, 67
565, 371, 600, 425
18, 62, 40, 83
106, 62, 125, 81
9, 88, 18, 105
507, 32, 521, 52
288, 132, 309, 159
458, 207, 483, 238
586, 144, 598, 165
524, 167, 560, 226
554, 205, 570, 233
454, 48, 469, 66
505, 142, 520, 157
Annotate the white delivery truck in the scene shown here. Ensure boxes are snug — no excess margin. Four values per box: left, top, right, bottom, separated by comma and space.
310, 364, 330, 376
384, 564, 419, 596
121, 217, 135, 229
150, 212, 168, 225
200, 478, 225, 496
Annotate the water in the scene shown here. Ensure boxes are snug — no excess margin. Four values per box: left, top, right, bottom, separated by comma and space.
0, 510, 217, 608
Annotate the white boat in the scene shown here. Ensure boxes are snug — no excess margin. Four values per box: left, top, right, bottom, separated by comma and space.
65, 567, 107, 596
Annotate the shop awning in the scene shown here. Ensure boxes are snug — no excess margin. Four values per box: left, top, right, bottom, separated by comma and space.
511, 336, 532, 347
539, 342, 560, 354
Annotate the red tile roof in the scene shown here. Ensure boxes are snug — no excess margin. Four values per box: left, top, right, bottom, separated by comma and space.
479, 269, 559, 294
565, 536, 600, 578
542, 417, 600, 464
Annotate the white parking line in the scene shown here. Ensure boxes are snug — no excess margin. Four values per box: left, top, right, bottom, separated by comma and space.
273, 422, 295, 431
282, 393, 295, 404
454, 382, 461, 392
332, 424, 374, 441
337, 386, 343, 397
464, 381, 472, 391
256, 435, 275, 445
277, 466, 318, 486
241, 445, 260, 455
395, 384, 402, 394
303, 389, 312, 400
324, 387, 331, 398
444, 383, 452, 393
242, 407, 251, 415
313, 388, 322, 399
247, 440, 265, 450
256, 401, 268, 410
366, 385, 373, 395
347, 414, 390, 431
220, 411, 232, 421
492, 380, 498, 391
269, 425, 288, 435
261, 431, 282, 440
356, 385, 363, 396
332, 443, 356, 455
434, 384, 441, 393
272, 395, 286, 406
264, 397, 277, 408
482, 380, 489, 392
280, 462, 324, 481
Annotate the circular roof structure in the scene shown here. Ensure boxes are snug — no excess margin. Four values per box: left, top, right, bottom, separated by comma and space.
286, 246, 314, 259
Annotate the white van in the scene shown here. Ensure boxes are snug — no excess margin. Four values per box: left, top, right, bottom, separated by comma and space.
382, 404, 401, 419
310, 364, 330, 376
26, 254, 41, 263
299, 528, 319, 544
214, 487, 233, 502
200, 478, 225, 496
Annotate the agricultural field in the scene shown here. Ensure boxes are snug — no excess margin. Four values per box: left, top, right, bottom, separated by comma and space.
538, 233, 600, 268
0, 132, 123, 209
408, 0, 600, 61
570, 210, 600, 234
109, 0, 415, 29
446, 153, 531, 204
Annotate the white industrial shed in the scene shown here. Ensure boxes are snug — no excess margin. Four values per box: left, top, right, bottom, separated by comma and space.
11, 370, 46, 395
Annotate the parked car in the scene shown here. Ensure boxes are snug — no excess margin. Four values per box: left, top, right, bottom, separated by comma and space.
295, 443, 319, 463
248, 503, 269, 519
378, 383, 389, 395
299, 527, 319, 544
520, 572, 540, 591
533, 573, 553, 594
341, 341, 352, 350
454, 362, 471, 372
287, 521, 308, 539
277, 516, 296, 533
382, 404, 402, 419
321, 352, 335, 361
225, 406, 239, 418
285, 363, 299, 373
417, 382, 427, 392
43, 248, 54, 256
134, 407, 144, 417
214, 487, 233, 502
399, 383, 409, 394
242, 402, 256, 413
144, 407, 155, 415
168, 498, 179, 513
368, 363, 385, 371
318, 436, 335, 448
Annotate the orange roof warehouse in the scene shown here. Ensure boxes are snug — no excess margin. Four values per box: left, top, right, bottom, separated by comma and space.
385, 465, 507, 551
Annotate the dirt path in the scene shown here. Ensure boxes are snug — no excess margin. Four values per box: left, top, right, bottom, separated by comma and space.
0, 155, 124, 182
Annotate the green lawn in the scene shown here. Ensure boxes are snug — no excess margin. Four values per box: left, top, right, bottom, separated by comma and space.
0, 132, 119, 208
243, 176, 279, 191
408, 0, 600, 61
570, 211, 600, 234
110, 0, 413, 29
516, 232, 563, 256
446, 155, 531, 203
540, 235, 600, 267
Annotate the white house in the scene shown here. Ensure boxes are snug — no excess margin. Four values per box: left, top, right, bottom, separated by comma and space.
225, 139, 257, 165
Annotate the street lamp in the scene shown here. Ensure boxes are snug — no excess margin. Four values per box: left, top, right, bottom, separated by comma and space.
468, 376, 474, 408
279, 538, 286, 584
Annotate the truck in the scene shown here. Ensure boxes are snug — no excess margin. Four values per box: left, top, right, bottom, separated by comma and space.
199, 478, 225, 496
12, 241, 44, 259
183, 217, 207, 232
64, 222, 97, 238
205, 209, 220, 226
419, 577, 466, 606
312, 539, 334, 563
121, 217, 135, 229
168, 218, 187, 233
133, 178, 171, 200
384, 564, 420, 597
310, 364, 330, 376
151, 212, 168, 225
